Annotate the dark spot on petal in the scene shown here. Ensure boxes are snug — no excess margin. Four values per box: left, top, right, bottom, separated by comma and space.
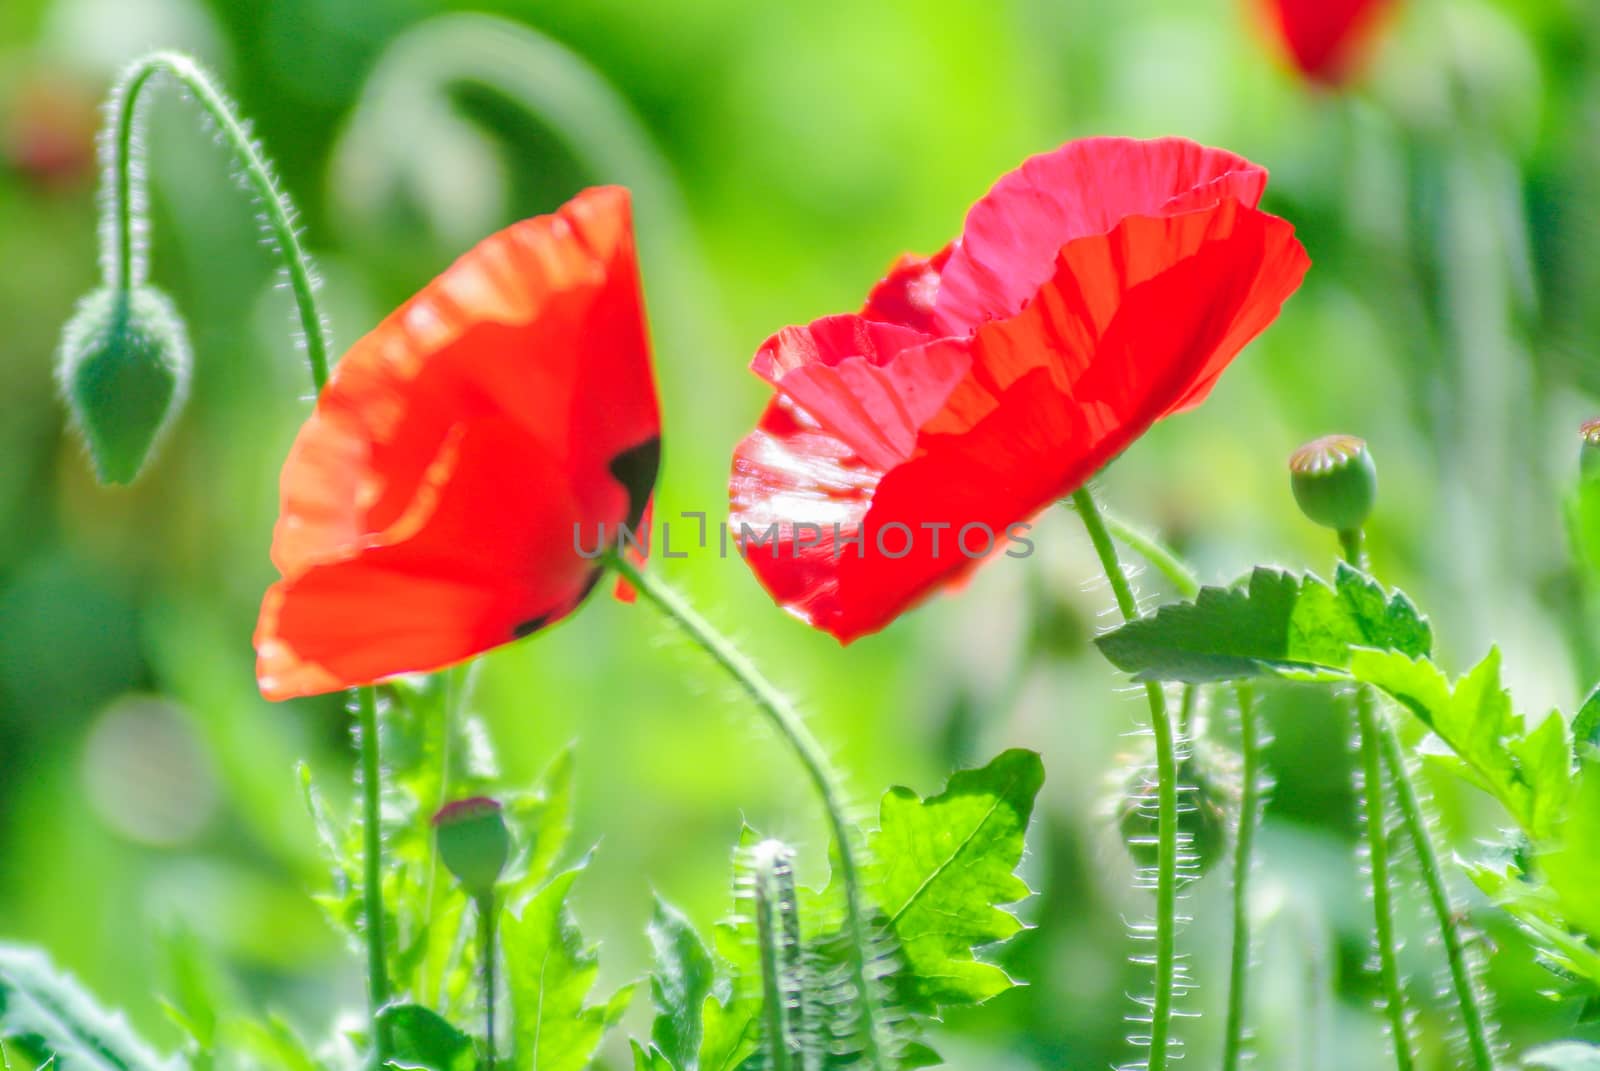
509, 569, 605, 640
609, 435, 661, 530
511, 615, 549, 639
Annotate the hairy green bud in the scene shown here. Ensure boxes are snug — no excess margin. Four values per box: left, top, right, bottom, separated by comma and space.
1288, 434, 1377, 534
433, 796, 511, 898
56, 285, 192, 485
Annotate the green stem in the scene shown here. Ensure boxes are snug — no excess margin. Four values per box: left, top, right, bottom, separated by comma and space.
357, 684, 393, 1056
606, 553, 887, 1070
1339, 539, 1495, 1069
1221, 683, 1260, 1071
1101, 511, 1201, 599
1356, 685, 1416, 1071
1070, 487, 1178, 1071
1338, 528, 1366, 570
478, 892, 497, 1071
1375, 722, 1495, 1070
106, 51, 330, 390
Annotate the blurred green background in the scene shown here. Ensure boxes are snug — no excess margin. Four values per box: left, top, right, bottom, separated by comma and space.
2, 0, 1599, 1067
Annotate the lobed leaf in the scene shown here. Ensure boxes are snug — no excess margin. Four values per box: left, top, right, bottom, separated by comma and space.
0, 946, 179, 1071
378, 1004, 474, 1071
866, 748, 1043, 1011
1095, 565, 1431, 683
504, 864, 632, 1071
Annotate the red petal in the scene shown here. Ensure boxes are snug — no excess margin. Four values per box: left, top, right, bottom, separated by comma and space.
731, 196, 1309, 642
860, 245, 954, 334
257, 186, 659, 698
1258, 0, 1393, 85
932, 137, 1269, 335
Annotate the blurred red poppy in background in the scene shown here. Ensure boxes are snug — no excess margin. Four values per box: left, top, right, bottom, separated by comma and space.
730, 137, 1310, 643
1256, 0, 1393, 86
256, 186, 660, 700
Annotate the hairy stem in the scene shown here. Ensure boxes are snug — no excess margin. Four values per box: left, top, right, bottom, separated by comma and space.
478, 892, 497, 1071
105, 51, 330, 389
751, 841, 804, 1071
1101, 510, 1201, 599
1222, 683, 1261, 1071
1071, 487, 1179, 1071
1377, 704, 1496, 1069
607, 553, 887, 1070
1356, 686, 1416, 1071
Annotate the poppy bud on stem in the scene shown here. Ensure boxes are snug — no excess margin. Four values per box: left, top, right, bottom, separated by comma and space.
1288, 434, 1378, 566
435, 799, 510, 1070
74, 51, 393, 1066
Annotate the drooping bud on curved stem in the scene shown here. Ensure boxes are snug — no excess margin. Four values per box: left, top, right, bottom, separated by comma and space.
1289, 434, 1378, 565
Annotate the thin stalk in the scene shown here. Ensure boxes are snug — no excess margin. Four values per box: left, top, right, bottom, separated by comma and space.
1356, 686, 1416, 1071
356, 685, 393, 1053
106, 51, 329, 389
1375, 723, 1495, 1070
1101, 511, 1201, 599
1221, 683, 1261, 1071
478, 892, 498, 1071
606, 552, 888, 1070
1070, 487, 1179, 1071
1340, 540, 1495, 1069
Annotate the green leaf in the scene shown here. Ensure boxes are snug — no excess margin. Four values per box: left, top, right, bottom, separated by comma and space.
0, 946, 177, 1071
1349, 649, 1572, 840
1540, 758, 1600, 939
645, 899, 714, 1070
1523, 1042, 1600, 1069
1095, 565, 1431, 683
226, 1015, 321, 1071
505, 863, 631, 1071
377, 1005, 474, 1071
866, 749, 1043, 1010
1574, 687, 1600, 757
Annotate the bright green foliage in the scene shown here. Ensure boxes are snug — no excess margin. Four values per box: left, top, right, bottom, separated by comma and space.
378, 1004, 474, 1071
866, 749, 1043, 1011
631, 899, 758, 1071
1523, 1042, 1600, 1069
504, 866, 634, 1071
0, 946, 177, 1071
1095, 566, 1432, 683
1349, 649, 1572, 840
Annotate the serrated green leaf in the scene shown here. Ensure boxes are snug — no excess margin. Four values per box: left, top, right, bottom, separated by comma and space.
1541, 758, 1600, 939
0, 946, 178, 1071
1095, 566, 1431, 683
646, 899, 714, 1070
1349, 649, 1572, 840
867, 749, 1043, 1010
1523, 1042, 1600, 1069
377, 1005, 473, 1071
504, 863, 630, 1071
1574, 687, 1600, 757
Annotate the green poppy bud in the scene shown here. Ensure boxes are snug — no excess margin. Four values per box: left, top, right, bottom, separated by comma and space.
1288, 434, 1377, 533
433, 797, 511, 898
1116, 738, 1238, 879
56, 285, 192, 485
1580, 419, 1600, 482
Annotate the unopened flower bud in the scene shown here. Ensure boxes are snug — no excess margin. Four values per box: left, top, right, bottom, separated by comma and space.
56, 286, 192, 485
433, 797, 511, 898
1289, 434, 1377, 533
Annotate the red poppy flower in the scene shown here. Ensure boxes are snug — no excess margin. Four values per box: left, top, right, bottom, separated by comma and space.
255, 186, 659, 700
730, 137, 1309, 643
1255, 0, 1393, 85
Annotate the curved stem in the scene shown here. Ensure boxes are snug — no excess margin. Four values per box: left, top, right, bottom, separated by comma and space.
105, 51, 330, 389
1070, 487, 1178, 1071
1222, 683, 1260, 1071
607, 553, 887, 1070
1355, 686, 1416, 1070
1101, 511, 1201, 599
1376, 723, 1494, 1069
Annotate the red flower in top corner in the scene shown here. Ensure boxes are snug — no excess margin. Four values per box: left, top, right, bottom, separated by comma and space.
255, 186, 660, 700
1256, 0, 1394, 86
730, 136, 1310, 643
